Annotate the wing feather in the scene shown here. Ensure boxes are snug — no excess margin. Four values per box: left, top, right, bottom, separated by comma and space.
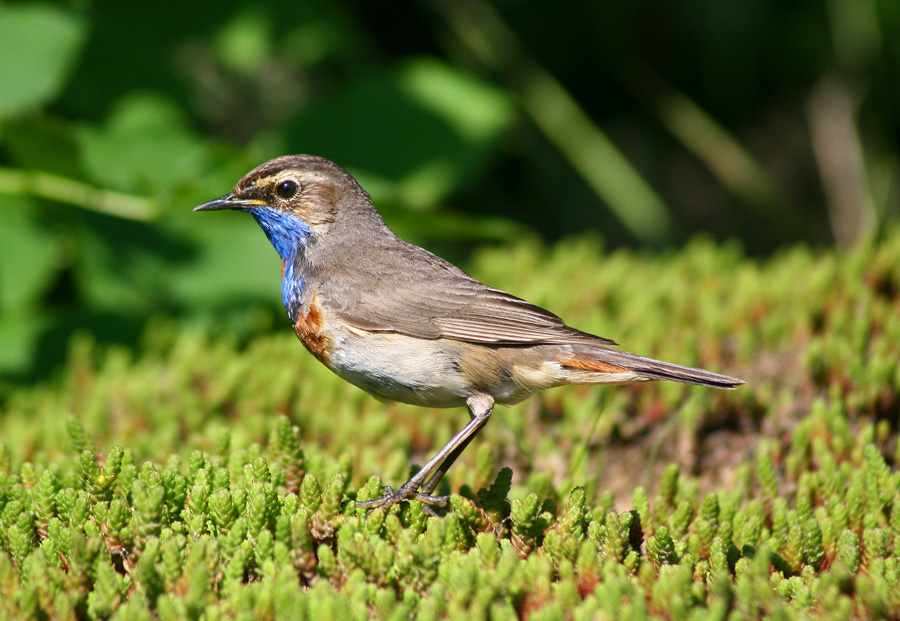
323, 241, 615, 346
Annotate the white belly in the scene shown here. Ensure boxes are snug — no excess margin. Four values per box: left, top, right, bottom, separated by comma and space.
323, 328, 541, 408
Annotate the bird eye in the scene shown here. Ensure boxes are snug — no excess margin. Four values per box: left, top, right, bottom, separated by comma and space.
275, 180, 298, 200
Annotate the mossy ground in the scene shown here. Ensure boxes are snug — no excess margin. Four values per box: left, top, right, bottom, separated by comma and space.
1, 230, 899, 619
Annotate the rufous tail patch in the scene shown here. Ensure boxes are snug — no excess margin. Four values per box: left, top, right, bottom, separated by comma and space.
558, 356, 631, 374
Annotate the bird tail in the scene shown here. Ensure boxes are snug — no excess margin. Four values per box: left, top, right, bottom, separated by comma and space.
559, 346, 743, 389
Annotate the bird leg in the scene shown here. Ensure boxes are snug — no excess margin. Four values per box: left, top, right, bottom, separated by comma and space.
356, 394, 494, 512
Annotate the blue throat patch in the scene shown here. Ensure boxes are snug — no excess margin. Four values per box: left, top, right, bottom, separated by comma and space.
248, 207, 311, 320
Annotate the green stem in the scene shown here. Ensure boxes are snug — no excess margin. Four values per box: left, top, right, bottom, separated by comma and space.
0, 167, 158, 221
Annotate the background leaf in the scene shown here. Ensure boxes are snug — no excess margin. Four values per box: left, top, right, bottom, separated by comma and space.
78, 93, 213, 198
285, 58, 514, 210
0, 196, 56, 312
0, 5, 86, 119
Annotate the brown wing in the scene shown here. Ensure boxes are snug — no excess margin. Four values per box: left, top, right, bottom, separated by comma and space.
318, 239, 616, 346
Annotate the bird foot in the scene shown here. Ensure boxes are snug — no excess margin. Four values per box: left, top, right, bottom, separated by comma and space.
356, 485, 449, 515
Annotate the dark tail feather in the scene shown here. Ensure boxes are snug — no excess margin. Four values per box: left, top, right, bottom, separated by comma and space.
612, 349, 743, 388
566, 346, 744, 389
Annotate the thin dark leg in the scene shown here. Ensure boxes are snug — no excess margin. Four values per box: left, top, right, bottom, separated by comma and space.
419, 427, 481, 496
356, 393, 494, 511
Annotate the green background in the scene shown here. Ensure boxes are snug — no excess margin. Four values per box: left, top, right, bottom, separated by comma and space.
0, 0, 898, 382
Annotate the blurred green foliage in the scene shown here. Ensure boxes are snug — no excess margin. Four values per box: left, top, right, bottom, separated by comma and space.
0, 0, 898, 380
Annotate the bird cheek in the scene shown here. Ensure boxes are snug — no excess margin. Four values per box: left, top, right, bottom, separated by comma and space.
289, 205, 327, 228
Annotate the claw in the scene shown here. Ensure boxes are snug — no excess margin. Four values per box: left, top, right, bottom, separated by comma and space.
355, 485, 449, 513
354, 398, 495, 517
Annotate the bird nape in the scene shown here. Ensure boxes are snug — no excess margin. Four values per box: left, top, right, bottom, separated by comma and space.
196, 154, 743, 513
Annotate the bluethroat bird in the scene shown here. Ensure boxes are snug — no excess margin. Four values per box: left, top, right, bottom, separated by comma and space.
196, 155, 743, 511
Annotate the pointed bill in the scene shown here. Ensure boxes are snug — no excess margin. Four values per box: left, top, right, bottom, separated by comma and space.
194, 193, 266, 212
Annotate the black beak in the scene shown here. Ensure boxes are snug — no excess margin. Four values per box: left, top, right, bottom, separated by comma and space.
194, 193, 265, 212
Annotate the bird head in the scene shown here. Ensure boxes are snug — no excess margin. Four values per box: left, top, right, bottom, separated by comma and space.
195, 155, 376, 262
